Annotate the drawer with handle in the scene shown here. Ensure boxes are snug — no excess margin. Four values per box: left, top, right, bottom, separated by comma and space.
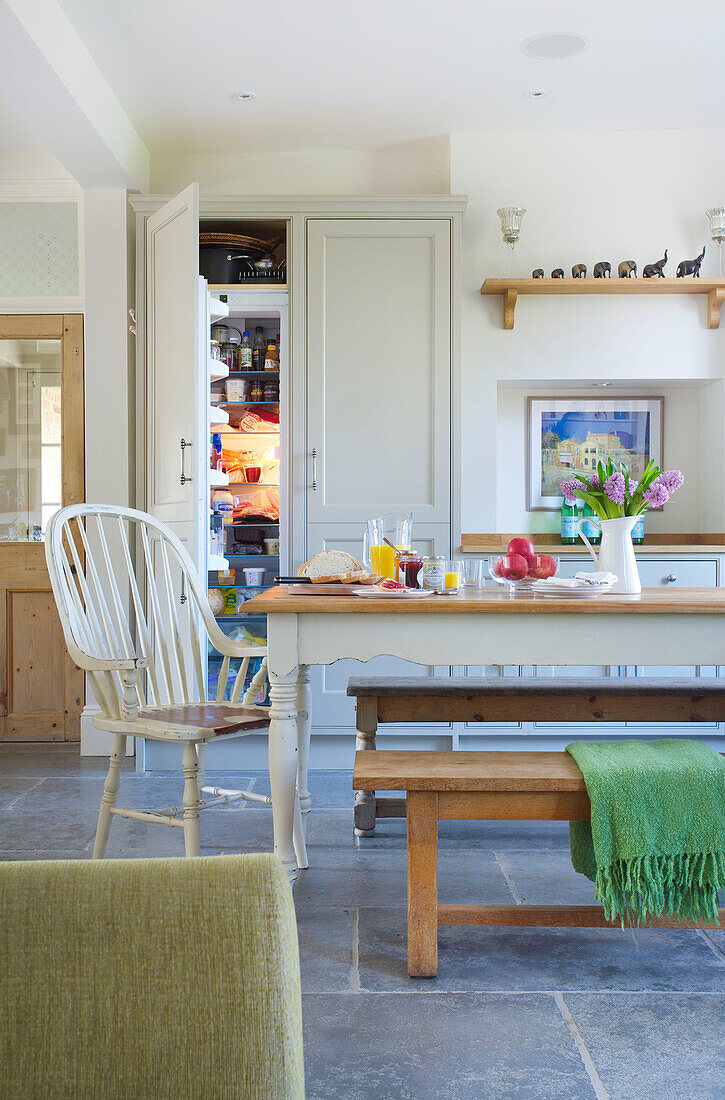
636, 559, 718, 588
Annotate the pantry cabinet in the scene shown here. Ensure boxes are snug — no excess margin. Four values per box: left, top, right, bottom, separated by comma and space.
305, 218, 453, 528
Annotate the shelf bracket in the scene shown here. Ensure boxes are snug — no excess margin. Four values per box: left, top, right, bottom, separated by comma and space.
707, 287, 725, 330
503, 288, 518, 330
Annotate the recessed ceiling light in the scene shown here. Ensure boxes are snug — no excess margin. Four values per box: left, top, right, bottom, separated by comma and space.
525, 90, 548, 99
232, 91, 256, 102
521, 33, 589, 60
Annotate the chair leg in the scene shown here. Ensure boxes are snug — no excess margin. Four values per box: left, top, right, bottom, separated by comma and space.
182, 743, 201, 858
292, 793, 308, 870
92, 734, 126, 859
354, 697, 378, 837
197, 742, 207, 795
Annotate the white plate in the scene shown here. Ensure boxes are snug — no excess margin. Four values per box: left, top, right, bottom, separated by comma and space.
351, 587, 435, 599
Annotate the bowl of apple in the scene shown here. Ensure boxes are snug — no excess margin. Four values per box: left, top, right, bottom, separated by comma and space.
489, 538, 559, 595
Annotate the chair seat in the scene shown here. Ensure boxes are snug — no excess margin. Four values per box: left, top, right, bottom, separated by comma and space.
138, 702, 271, 735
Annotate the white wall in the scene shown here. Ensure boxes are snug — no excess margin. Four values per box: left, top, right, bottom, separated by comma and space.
81, 188, 134, 754
450, 129, 725, 537
151, 136, 450, 196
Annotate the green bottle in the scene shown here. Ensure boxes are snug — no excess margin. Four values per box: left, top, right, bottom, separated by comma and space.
582, 503, 601, 545
560, 497, 578, 545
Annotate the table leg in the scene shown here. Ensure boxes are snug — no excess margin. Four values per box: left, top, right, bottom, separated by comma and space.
296, 665, 312, 816
407, 790, 439, 978
268, 666, 301, 879
354, 695, 378, 836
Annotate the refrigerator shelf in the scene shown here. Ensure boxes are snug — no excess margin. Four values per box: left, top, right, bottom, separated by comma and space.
210, 359, 229, 382
209, 298, 230, 322
224, 371, 279, 379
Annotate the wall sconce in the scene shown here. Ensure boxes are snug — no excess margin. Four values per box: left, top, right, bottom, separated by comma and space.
497, 207, 526, 276
705, 208, 725, 276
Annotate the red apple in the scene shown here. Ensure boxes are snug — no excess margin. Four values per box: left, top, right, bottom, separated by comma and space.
507, 537, 536, 563
529, 553, 557, 579
492, 557, 505, 577
499, 553, 529, 581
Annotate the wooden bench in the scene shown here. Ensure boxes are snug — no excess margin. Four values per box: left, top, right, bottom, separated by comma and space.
347, 676, 725, 834
352, 748, 725, 977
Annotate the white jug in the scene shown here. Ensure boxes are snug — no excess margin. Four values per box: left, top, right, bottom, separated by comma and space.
577, 515, 641, 595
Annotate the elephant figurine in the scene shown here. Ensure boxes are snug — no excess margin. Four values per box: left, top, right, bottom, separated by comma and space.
643, 250, 668, 278
593, 261, 611, 278
676, 246, 705, 278
618, 260, 637, 278
572, 264, 587, 278
532, 268, 544, 279
551, 268, 565, 279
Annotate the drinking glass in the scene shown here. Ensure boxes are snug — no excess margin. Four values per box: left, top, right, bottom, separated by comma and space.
441, 560, 462, 595
462, 558, 484, 588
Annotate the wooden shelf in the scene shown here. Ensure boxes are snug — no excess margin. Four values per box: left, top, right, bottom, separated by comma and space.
461, 533, 725, 555
480, 277, 725, 330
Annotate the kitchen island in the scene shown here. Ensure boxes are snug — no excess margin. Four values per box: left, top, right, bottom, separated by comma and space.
243, 586, 725, 875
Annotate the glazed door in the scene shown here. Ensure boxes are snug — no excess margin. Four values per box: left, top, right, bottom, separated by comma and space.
145, 183, 203, 556
0, 315, 85, 740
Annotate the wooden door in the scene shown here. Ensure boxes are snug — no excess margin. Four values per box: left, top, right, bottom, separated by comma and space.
0, 314, 85, 740
144, 184, 202, 558
305, 219, 452, 529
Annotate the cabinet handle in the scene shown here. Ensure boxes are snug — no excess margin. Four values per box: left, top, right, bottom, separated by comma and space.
311, 448, 317, 491
180, 438, 191, 485
665, 573, 677, 583
180, 575, 187, 604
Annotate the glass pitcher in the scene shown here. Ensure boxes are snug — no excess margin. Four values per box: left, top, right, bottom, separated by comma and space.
363, 513, 413, 579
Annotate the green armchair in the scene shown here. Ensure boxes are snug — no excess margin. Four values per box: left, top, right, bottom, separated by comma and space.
0, 853, 304, 1099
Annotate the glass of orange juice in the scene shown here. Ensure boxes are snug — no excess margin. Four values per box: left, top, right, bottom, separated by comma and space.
370, 543, 397, 579
441, 560, 462, 595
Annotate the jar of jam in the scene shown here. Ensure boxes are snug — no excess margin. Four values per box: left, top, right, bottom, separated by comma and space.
398, 550, 422, 588
419, 555, 445, 593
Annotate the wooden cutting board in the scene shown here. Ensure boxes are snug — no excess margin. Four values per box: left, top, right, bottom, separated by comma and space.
287, 583, 377, 595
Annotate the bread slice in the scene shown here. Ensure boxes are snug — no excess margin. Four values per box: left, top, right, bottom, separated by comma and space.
297, 550, 362, 580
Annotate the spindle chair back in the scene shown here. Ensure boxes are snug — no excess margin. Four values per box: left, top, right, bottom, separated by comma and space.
45, 503, 306, 865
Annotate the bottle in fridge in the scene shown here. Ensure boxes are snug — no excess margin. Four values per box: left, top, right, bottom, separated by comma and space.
239, 331, 252, 370
252, 326, 265, 370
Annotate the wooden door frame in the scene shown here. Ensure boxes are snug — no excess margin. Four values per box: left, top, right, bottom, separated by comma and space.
0, 314, 85, 740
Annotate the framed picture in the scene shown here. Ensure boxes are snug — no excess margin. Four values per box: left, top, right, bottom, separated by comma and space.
527, 396, 664, 511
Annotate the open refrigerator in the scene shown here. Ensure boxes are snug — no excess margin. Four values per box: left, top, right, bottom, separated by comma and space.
204, 287, 288, 702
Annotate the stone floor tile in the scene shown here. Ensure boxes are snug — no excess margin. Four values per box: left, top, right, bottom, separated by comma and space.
357, 908, 725, 993
496, 848, 599, 905
0, 777, 41, 811
293, 847, 511, 910
0, 778, 100, 850
302, 992, 594, 1100
0, 849, 90, 860
295, 907, 356, 993
565, 992, 725, 1100
0, 745, 132, 777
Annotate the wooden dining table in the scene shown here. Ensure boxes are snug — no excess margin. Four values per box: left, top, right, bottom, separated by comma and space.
243, 586, 725, 876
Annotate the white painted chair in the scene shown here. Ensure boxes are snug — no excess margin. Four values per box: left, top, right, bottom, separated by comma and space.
45, 503, 307, 866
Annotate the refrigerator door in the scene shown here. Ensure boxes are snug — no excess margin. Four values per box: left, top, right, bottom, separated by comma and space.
144, 183, 204, 562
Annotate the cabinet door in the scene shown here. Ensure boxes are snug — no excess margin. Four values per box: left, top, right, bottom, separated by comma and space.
145, 184, 201, 551
304, 524, 452, 732
306, 219, 451, 525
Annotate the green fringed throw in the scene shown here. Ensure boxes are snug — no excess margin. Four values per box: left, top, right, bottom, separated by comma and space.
567, 739, 725, 925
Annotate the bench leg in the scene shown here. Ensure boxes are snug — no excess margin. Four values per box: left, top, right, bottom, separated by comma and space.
407, 790, 439, 978
354, 697, 378, 836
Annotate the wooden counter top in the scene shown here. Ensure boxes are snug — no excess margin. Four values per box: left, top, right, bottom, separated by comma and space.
245, 586, 725, 615
461, 533, 725, 555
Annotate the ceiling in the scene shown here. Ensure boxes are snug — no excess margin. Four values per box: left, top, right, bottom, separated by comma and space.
54, 0, 725, 154
0, 93, 44, 152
